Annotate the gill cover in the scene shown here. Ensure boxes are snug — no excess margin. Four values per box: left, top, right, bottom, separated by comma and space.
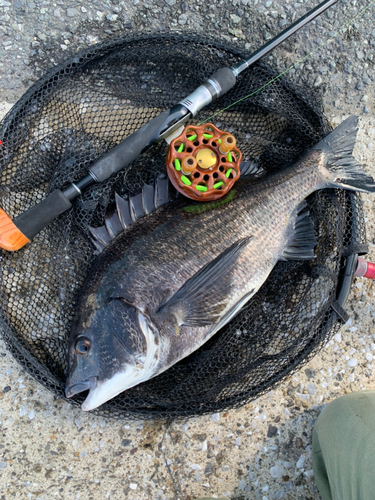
66, 299, 148, 406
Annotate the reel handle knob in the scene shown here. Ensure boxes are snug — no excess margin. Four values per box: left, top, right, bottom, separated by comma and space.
181, 156, 197, 175
219, 134, 236, 154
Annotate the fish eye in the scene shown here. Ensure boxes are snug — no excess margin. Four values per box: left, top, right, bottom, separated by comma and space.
75, 337, 91, 355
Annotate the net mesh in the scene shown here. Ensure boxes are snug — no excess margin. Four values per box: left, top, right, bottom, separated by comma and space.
0, 33, 367, 419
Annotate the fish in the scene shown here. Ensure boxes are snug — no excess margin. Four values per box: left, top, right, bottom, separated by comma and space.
65, 116, 375, 411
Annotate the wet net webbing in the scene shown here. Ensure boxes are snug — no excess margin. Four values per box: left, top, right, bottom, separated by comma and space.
0, 33, 367, 419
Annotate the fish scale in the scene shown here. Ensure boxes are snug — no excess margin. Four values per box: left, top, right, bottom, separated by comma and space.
66, 116, 375, 411
114, 154, 322, 310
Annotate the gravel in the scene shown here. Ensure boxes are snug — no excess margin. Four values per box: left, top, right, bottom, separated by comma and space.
296, 454, 306, 469
270, 464, 284, 478
0, 0, 373, 117
0, 1, 375, 500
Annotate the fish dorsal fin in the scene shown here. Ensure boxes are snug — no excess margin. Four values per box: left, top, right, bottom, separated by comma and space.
104, 209, 123, 239
154, 175, 170, 208
88, 225, 112, 252
115, 192, 132, 228
157, 236, 253, 327
282, 201, 317, 261
89, 176, 172, 253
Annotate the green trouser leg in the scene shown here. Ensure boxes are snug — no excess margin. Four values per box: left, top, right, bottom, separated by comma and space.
312, 390, 375, 500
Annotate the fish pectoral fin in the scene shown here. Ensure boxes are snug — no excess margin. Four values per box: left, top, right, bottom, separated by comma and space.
282, 202, 317, 261
158, 236, 253, 327
239, 160, 265, 179
208, 288, 255, 338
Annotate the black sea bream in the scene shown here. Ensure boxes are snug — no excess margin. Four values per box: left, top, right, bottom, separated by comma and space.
66, 116, 375, 411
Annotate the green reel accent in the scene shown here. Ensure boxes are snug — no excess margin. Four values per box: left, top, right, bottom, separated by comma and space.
203, 133, 214, 139
177, 143, 184, 153
181, 175, 192, 186
225, 168, 232, 178
196, 185, 208, 192
214, 181, 225, 189
174, 159, 181, 171
227, 152, 233, 162
183, 190, 236, 214
187, 134, 197, 141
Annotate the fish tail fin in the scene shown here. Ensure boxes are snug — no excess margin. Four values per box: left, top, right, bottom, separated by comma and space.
315, 116, 375, 193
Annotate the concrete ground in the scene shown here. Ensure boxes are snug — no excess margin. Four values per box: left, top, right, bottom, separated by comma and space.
1, 1, 375, 499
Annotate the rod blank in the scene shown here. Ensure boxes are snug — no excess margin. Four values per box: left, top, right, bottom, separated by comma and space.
231, 0, 338, 76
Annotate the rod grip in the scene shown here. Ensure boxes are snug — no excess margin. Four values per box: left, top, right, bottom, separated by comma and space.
0, 189, 73, 251
209, 67, 237, 95
89, 110, 170, 182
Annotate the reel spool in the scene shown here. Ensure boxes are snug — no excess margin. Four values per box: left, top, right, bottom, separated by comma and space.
166, 123, 242, 201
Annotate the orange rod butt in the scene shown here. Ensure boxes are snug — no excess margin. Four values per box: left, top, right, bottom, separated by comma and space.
0, 207, 29, 251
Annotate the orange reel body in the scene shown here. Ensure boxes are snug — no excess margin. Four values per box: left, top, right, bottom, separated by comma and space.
166, 123, 242, 201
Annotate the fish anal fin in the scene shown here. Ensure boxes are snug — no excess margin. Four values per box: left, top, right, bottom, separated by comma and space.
282, 202, 317, 261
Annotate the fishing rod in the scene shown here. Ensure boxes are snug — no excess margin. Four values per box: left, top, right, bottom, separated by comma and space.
0, 0, 338, 251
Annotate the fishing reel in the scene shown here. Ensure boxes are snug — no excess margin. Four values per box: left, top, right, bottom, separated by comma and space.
166, 123, 242, 201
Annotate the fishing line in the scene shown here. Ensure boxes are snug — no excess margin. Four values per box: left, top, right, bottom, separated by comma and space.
199, 0, 375, 125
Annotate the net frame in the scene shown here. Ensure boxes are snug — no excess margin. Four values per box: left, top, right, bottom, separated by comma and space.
0, 33, 367, 419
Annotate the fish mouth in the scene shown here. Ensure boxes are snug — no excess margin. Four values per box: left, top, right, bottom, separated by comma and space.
79, 367, 143, 412
65, 376, 97, 398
